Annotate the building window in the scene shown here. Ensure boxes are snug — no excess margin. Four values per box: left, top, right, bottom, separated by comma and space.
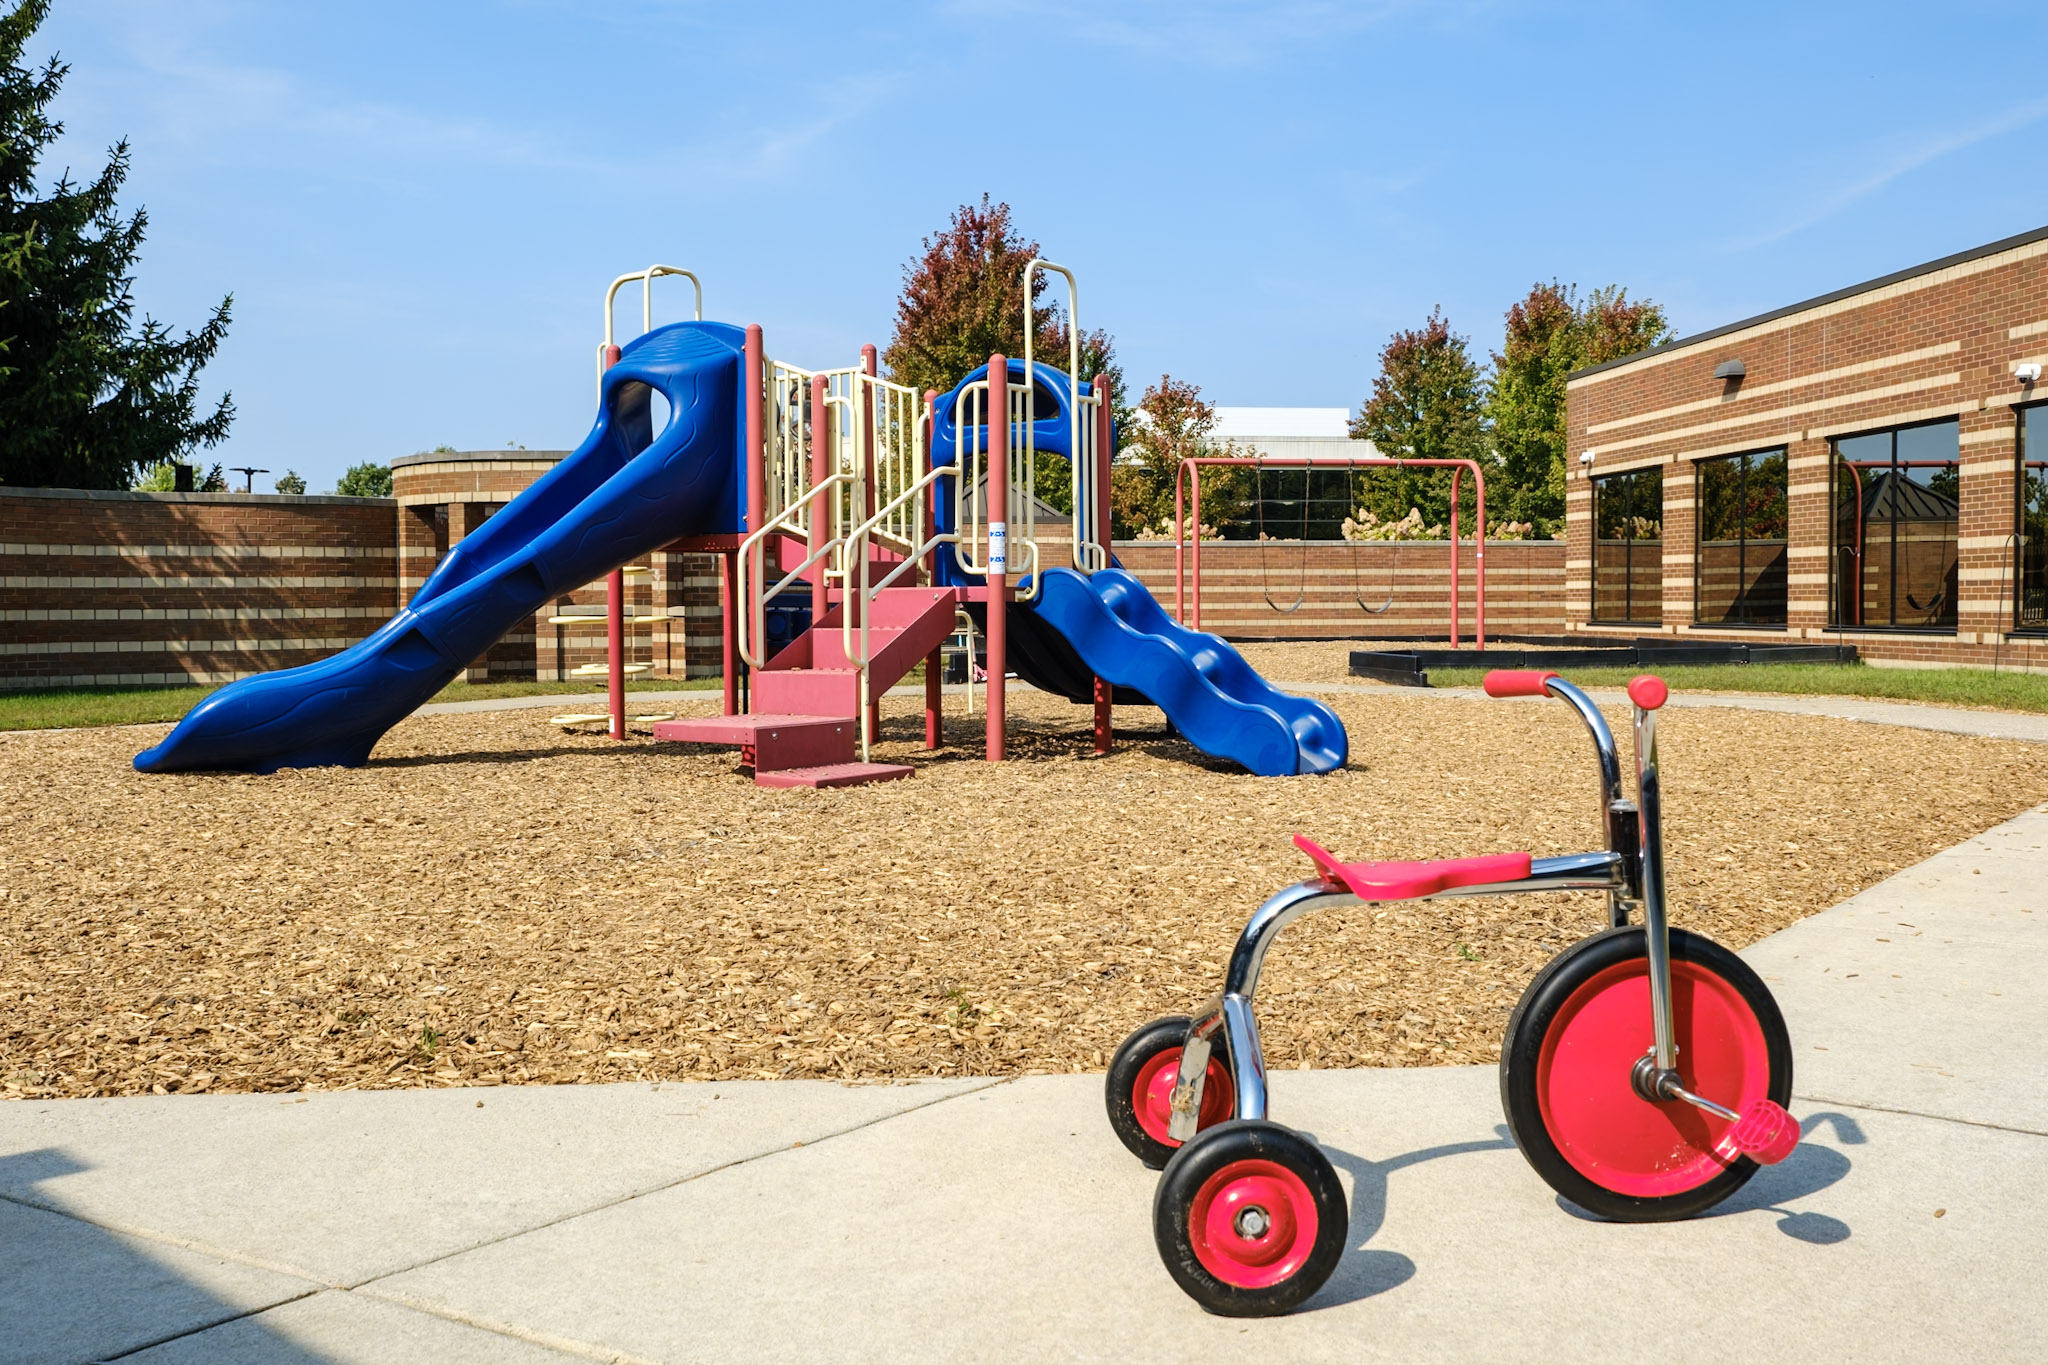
1592, 466, 1663, 624
2022, 405, 2048, 631
1695, 448, 1788, 626
1830, 418, 1959, 630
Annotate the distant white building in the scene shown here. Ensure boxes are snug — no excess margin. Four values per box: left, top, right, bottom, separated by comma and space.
1120, 405, 1380, 460
1210, 406, 1379, 461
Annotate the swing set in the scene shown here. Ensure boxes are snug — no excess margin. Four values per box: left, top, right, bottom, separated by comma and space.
1172, 455, 1488, 647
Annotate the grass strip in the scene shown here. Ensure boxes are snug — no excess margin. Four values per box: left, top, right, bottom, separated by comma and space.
1424, 662, 2048, 713
0, 676, 718, 732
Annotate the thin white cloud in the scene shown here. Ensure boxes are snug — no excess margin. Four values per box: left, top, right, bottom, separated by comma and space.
937, 0, 1424, 68
45, 1, 617, 178
702, 74, 902, 181
1728, 95, 2048, 252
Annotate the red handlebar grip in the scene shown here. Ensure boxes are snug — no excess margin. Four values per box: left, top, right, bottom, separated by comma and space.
1627, 674, 1669, 710
1482, 669, 1559, 698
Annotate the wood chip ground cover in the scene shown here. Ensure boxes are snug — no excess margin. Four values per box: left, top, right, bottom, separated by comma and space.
5, 680, 2043, 1099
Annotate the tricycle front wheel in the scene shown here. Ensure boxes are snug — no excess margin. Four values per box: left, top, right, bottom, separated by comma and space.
1501, 926, 1794, 1221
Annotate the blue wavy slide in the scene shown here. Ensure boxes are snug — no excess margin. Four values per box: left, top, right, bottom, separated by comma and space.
1026, 567, 1347, 777
134, 321, 749, 774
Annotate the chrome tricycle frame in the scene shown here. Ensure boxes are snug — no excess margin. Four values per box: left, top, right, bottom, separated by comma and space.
1165, 675, 1702, 1140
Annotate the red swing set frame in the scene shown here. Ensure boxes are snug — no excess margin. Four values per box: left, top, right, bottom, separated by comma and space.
1171, 455, 1489, 647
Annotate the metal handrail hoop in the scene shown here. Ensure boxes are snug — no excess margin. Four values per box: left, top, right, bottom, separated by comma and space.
1021, 257, 1106, 574
736, 472, 855, 670
839, 463, 960, 759
952, 379, 1036, 587
597, 265, 703, 393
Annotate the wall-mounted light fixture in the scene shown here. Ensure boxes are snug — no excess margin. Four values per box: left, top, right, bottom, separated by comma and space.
1713, 359, 1746, 381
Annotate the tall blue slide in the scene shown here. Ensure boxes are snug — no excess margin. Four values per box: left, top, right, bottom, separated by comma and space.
134, 321, 749, 774
929, 362, 1347, 778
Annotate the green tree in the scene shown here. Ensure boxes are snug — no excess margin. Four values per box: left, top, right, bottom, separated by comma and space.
335, 461, 391, 497
1489, 282, 1670, 533
0, 0, 233, 489
1349, 306, 1489, 529
273, 469, 306, 495
883, 195, 1129, 513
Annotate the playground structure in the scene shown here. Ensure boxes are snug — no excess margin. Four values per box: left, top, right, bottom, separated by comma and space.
1174, 455, 1489, 646
1107, 668, 1798, 1316
134, 262, 1346, 784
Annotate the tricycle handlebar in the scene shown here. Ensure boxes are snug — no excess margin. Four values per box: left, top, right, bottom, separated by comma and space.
1483, 669, 1559, 698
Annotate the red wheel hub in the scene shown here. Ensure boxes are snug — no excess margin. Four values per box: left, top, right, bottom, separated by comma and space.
1188, 1159, 1320, 1289
1537, 958, 1774, 1198
1132, 1047, 1234, 1148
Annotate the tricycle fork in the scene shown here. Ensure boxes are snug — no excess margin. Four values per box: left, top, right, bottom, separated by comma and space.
1166, 880, 1353, 1139
1631, 685, 1679, 1078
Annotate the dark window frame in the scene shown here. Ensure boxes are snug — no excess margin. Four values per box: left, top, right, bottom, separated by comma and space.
1693, 446, 1789, 628
1827, 416, 1960, 634
1590, 465, 1664, 626
2018, 402, 2048, 635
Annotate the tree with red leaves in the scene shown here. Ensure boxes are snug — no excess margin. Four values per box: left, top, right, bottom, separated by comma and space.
884, 196, 1127, 512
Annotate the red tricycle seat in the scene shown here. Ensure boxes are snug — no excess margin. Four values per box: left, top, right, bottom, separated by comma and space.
1294, 835, 1532, 901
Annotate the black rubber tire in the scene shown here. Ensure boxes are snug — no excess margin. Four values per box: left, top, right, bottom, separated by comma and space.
1500, 925, 1794, 1222
1105, 1015, 1233, 1169
1153, 1120, 1349, 1317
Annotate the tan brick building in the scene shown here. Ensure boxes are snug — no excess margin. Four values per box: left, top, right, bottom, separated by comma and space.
1565, 225, 2048, 669
389, 450, 727, 683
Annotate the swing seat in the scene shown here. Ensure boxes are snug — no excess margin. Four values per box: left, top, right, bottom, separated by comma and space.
1294, 835, 1531, 900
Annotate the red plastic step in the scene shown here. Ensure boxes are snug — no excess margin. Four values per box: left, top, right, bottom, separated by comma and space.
652, 713, 855, 771
752, 668, 861, 716
754, 761, 913, 789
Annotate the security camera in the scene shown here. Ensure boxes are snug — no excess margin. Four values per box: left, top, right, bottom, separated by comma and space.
2017, 362, 2044, 384
1578, 451, 1596, 465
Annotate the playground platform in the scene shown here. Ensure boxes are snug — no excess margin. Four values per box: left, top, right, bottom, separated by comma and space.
3, 801, 2040, 1362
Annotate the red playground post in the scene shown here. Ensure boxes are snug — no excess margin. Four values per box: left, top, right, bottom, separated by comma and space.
807, 374, 830, 640
601, 341, 627, 740
922, 390, 943, 750
1092, 373, 1114, 756
986, 353, 1008, 762
734, 323, 765, 717
860, 345, 880, 740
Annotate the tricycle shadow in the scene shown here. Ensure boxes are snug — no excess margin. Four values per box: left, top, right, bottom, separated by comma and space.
1551, 1109, 1866, 1245
1295, 1126, 1518, 1310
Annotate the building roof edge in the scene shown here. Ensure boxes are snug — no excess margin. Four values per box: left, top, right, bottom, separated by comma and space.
1566, 223, 2048, 382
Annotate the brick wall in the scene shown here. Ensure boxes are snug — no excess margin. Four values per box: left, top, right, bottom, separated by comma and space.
1, 474, 1569, 691
1112, 538, 1566, 639
390, 451, 724, 683
1565, 227, 2048, 670
0, 488, 398, 688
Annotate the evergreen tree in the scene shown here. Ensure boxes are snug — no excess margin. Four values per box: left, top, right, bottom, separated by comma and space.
883, 195, 1128, 513
1349, 307, 1489, 530
0, 0, 233, 489
1489, 282, 1670, 533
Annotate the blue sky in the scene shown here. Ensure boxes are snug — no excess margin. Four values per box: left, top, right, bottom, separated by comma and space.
30, 1, 2048, 492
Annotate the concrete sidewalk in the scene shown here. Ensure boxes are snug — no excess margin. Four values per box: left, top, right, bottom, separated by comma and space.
4, 813, 2044, 1363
